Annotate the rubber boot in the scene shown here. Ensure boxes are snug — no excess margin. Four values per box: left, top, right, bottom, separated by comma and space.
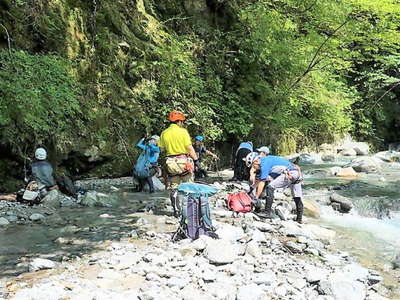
294, 197, 303, 224
264, 197, 273, 218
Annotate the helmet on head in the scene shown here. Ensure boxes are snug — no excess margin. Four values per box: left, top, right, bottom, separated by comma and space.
150, 135, 160, 141
257, 146, 270, 154
195, 136, 204, 142
244, 152, 259, 168
35, 148, 47, 160
168, 111, 186, 122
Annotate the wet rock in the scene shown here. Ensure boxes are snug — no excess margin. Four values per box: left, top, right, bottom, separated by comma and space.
42, 190, 62, 207
341, 148, 357, 156
29, 258, 56, 271
374, 151, 400, 163
6, 215, 18, 222
298, 153, 323, 165
322, 154, 336, 162
329, 193, 353, 213
204, 239, 237, 264
29, 213, 45, 221
0, 217, 10, 226
392, 253, 400, 269
302, 224, 336, 243
347, 157, 381, 173
352, 142, 370, 155
129, 229, 139, 238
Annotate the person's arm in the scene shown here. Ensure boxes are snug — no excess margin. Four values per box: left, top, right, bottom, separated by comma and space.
136, 138, 146, 150
249, 166, 257, 184
187, 145, 198, 160
205, 149, 218, 158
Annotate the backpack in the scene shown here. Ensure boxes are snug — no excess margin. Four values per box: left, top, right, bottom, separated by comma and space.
227, 192, 253, 213
172, 183, 219, 241
133, 151, 151, 178
17, 181, 47, 205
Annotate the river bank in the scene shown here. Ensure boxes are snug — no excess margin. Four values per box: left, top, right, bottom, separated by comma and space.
0, 169, 398, 300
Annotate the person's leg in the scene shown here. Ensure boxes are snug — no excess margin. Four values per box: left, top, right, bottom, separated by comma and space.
146, 176, 154, 193
136, 178, 145, 192
0, 194, 16, 201
290, 172, 303, 223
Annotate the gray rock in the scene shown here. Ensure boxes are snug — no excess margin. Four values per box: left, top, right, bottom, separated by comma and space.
204, 239, 237, 264
329, 193, 353, 213
341, 148, 357, 156
368, 273, 383, 286
285, 241, 306, 253
246, 240, 262, 259
342, 263, 369, 282
253, 221, 274, 232
392, 253, 400, 269
129, 229, 139, 238
305, 266, 329, 283
42, 190, 62, 207
252, 270, 277, 285
298, 153, 323, 164
215, 223, 245, 242
29, 258, 56, 272
29, 213, 45, 221
0, 217, 10, 226
352, 142, 370, 155
6, 215, 17, 222
318, 278, 366, 300
167, 277, 189, 289
347, 157, 381, 173
322, 154, 336, 162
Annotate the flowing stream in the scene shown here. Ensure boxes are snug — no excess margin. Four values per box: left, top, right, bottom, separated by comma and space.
1, 159, 400, 295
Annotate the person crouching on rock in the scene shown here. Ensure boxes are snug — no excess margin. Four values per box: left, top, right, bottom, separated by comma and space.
133, 135, 160, 193
193, 135, 218, 180
27, 148, 58, 191
248, 147, 304, 223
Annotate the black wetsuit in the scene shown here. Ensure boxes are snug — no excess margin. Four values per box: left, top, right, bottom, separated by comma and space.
233, 148, 252, 181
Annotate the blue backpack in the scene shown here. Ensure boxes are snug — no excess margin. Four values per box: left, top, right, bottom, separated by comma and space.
172, 183, 219, 241
133, 151, 151, 178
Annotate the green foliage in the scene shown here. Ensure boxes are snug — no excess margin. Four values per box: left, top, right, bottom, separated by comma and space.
0, 50, 81, 152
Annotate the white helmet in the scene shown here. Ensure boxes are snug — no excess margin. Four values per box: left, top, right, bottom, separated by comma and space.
150, 135, 160, 141
35, 148, 47, 160
244, 152, 259, 168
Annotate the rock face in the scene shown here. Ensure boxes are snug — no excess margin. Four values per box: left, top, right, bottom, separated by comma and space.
204, 239, 237, 264
330, 193, 353, 213
347, 157, 381, 173
29, 258, 56, 272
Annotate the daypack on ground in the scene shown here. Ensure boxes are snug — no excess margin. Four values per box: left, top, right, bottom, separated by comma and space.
17, 181, 47, 205
172, 183, 219, 241
227, 192, 253, 213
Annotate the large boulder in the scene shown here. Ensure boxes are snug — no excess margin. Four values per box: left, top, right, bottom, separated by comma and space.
0, 217, 10, 226
302, 224, 336, 243
341, 148, 357, 156
204, 239, 237, 264
346, 157, 382, 173
297, 153, 323, 165
318, 272, 367, 300
330, 193, 353, 213
352, 142, 370, 155
331, 167, 358, 178
374, 151, 400, 163
42, 190, 63, 207
303, 199, 321, 218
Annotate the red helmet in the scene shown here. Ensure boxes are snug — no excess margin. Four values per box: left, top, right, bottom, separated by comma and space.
168, 110, 186, 122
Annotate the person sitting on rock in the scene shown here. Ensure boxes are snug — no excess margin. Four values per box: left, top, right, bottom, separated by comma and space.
134, 135, 160, 193
248, 148, 303, 223
193, 135, 218, 179
26, 148, 58, 191
231, 141, 253, 181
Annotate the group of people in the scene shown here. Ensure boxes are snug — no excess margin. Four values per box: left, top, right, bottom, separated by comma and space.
134, 110, 304, 223
1, 109, 303, 223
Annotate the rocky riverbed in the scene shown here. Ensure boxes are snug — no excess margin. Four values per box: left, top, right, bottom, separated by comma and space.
0, 178, 394, 300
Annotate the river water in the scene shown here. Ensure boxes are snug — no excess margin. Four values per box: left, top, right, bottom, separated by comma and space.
1, 159, 400, 296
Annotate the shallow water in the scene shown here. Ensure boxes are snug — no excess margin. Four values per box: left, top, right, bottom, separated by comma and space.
0, 190, 170, 278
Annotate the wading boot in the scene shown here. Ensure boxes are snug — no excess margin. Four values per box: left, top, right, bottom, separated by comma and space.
294, 197, 303, 224
257, 197, 273, 219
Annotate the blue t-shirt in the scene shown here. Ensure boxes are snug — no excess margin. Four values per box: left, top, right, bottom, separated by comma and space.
259, 156, 295, 180
137, 139, 160, 164
237, 142, 253, 152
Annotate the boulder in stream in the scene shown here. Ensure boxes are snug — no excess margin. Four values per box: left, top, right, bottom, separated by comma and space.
329, 193, 353, 213
303, 198, 321, 218
341, 148, 357, 156
297, 153, 323, 165
29, 258, 56, 272
346, 157, 381, 173
0, 217, 10, 226
331, 167, 358, 178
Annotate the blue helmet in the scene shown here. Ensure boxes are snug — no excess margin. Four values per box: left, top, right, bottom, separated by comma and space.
195, 135, 204, 142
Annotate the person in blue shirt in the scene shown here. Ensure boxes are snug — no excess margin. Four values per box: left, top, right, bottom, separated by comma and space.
248, 147, 303, 223
232, 141, 253, 181
134, 135, 160, 193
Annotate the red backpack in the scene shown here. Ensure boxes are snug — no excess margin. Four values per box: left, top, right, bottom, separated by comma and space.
227, 192, 253, 213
